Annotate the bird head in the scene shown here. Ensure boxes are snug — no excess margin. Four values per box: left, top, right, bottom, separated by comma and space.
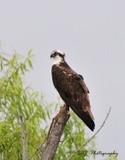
50, 50, 65, 65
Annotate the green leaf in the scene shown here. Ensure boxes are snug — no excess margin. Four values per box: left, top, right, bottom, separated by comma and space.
28, 59, 33, 68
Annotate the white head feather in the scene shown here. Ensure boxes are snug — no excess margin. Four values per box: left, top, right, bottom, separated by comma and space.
50, 50, 65, 65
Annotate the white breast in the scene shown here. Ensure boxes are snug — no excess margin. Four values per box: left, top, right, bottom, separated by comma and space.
52, 55, 63, 65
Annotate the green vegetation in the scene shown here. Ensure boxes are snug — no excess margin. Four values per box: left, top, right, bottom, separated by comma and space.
0, 50, 117, 160
0, 51, 49, 159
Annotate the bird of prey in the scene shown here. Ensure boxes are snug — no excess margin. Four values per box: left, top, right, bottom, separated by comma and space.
50, 50, 95, 131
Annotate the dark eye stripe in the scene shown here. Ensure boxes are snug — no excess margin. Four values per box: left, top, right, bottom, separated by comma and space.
54, 52, 58, 57
51, 51, 65, 58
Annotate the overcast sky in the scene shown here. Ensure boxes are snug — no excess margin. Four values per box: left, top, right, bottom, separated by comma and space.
0, 1, 125, 160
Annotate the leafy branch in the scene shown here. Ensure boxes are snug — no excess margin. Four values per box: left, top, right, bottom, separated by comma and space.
0, 48, 114, 160
68, 107, 112, 160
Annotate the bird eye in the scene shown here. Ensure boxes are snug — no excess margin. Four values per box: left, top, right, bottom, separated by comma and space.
54, 52, 58, 56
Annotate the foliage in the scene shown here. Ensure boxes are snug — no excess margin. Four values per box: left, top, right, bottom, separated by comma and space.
0, 49, 117, 160
105, 154, 118, 160
0, 51, 50, 160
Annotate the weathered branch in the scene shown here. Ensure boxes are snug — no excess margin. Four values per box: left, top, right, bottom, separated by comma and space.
68, 107, 112, 160
41, 104, 70, 160
19, 113, 28, 160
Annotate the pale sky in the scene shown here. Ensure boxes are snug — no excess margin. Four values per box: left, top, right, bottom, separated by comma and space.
0, 1, 125, 160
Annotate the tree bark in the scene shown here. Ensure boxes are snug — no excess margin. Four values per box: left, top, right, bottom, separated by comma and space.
19, 113, 28, 160
41, 104, 70, 160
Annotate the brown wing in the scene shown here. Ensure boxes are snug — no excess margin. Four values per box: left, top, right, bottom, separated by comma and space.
75, 74, 90, 93
73, 74, 94, 120
52, 65, 95, 131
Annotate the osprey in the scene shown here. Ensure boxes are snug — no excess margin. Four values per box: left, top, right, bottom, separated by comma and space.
50, 50, 95, 131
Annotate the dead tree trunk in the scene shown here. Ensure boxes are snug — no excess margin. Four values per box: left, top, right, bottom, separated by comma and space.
41, 104, 70, 160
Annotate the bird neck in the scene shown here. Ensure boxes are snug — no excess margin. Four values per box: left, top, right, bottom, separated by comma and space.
52, 56, 64, 65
